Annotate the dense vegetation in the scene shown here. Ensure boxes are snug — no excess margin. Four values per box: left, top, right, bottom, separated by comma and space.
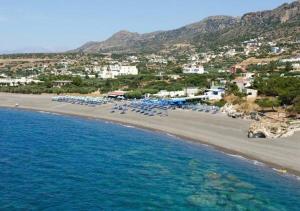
253, 76, 300, 112
0, 72, 227, 96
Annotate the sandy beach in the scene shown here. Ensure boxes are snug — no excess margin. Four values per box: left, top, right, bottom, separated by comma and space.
0, 92, 299, 176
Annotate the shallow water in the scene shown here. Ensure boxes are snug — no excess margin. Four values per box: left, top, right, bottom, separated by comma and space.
0, 108, 300, 210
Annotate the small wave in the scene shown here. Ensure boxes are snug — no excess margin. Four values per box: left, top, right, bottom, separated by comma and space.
253, 160, 265, 166
271, 168, 300, 181
165, 133, 178, 138
38, 111, 60, 116
38, 111, 49, 114
226, 153, 248, 161
227, 154, 266, 167
200, 143, 211, 148
280, 172, 300, 182
121, 124, 135, 128
271, 169, 300, 182
285, 174, 300, 181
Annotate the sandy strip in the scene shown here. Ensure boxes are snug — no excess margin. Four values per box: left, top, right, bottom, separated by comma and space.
0, 93, 300, 176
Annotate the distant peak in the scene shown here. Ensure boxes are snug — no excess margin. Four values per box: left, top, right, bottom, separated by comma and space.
113, 30, 138, 36
203, 15, 237, 21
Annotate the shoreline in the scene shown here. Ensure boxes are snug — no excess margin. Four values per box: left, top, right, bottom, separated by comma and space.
0, 93, 300, 177
4, 106, 300, 179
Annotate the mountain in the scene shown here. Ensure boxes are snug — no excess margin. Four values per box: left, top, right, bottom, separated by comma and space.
75, 16, 239, 53
0, 46, 71, 55
194, 0, 300, 48
75, 1, 300, 54
0, 47, 52, 54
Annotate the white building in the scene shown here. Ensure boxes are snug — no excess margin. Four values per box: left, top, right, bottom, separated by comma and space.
271, 47, 282, 54
198, 88, 225, 101
183, 64, 205, 74
189, 54, 199, 61
119, 65, 138, 75
242, 73, 255, 80
232, 77, 252, 92
185, 87, 199, 97
281, 56, 300, 63
168, 74, 181, 80
0, 73, 8, 78
147, 54, 168, 64
292, 63, 300, 70
154, 90, 185, 98
153, 87, 200, 98
0, 77, 42, 87
127, 56, 139, 63
245, 88, 258, 99
225, 49, 236, 57
94, 64, 138, 79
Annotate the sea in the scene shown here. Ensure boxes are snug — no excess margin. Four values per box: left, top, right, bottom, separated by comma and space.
0, 108, 300, 210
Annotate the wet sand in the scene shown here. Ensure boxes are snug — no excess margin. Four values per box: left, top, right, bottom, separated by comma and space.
0, 93, 300, 176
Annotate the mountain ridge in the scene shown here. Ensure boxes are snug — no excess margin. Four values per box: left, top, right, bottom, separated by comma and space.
75, 1, 300, 54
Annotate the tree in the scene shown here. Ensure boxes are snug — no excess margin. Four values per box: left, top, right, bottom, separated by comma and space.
292, 96, 300, 114
72, 76, 83, 86
284, 62, 293, 72
213, 99, 227, 107
256, 98, 281, 109
173, 67, 183, 74
44, 80, 53, 88
227, 83, 239, 94
269, 61, 277, 72
253, 76, 300, 105
125, 90, 143, 99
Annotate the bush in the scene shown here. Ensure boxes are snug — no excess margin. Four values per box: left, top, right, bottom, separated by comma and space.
233, 97, 245, 105
213, 99, 227, 107
140, 89, 158, 95
291, 96, 300, 114
72, 76, 83, 86
125, 90, 143, 99
255, 98, 281, 108
227, 83, 246, 98
253, 76, 300, 105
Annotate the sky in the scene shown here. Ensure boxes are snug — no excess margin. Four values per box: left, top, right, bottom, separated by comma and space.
0, 0, 294, 53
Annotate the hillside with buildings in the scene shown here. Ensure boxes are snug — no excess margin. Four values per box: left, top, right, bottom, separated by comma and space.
2, 1, 300, 210
0, 1, 300, 139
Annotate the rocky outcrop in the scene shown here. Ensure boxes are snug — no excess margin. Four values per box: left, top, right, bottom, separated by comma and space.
241, 1, 300, 25
222, 104, 300, 139
221, 104, 246, 119
248, 119, 300, 139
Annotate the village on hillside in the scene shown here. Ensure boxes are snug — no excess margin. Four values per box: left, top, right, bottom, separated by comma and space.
0, 36, 300, 138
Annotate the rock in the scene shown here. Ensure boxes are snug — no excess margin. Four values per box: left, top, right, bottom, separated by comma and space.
234, 181, 255, 190
248, 117, 300, 139
230, 193, 255, 202
187, 194, 218, 207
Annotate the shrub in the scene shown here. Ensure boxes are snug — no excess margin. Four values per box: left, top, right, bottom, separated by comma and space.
72, 76, 83, 86
255, 98, 281, 108
125, 90, 143, 99
213, 99, 227, 107
291, 96, 300, 114
227, 83, 246, 98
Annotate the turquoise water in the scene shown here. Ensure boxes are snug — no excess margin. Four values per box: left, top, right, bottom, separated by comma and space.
0, 109, 300, 210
